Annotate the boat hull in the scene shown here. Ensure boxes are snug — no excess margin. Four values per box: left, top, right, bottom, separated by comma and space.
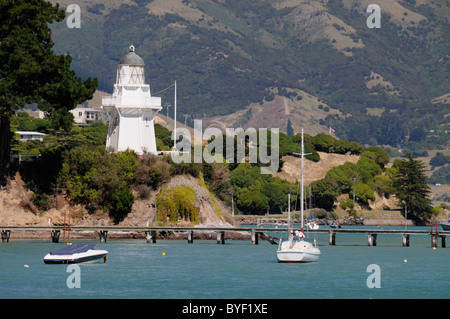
44, 251, 108, 264
276, 250, 320, 263
440, 222, 450, 231
276, 240, 320, 263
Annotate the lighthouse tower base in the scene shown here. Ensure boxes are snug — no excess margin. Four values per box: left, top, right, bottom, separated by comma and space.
105, 107, 159, 155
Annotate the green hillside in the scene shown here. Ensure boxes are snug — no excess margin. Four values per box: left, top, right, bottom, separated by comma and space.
49, 0, 449, 151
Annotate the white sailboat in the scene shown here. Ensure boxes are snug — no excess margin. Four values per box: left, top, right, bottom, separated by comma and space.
276, 129, 320, 263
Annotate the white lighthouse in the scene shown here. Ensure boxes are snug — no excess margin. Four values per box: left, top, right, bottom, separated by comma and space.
102, 45, 162, 154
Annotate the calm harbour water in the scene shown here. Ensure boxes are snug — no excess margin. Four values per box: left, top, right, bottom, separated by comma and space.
0, 226, 448, 299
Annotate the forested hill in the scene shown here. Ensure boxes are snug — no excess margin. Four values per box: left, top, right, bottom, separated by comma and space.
49, 0, 449, 150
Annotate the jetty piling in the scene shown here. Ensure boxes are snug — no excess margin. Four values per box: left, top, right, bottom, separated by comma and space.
51, 230, 60, 243
145, 231, 157, 243
432, 235, 437, 248
402, 234, 410, 247
329, 231, 336, 246
188, 231, 194, 244
251, 229, 258, 245
98, 230, 108, 243
217, 231, 225, 244
367, 234, 377, 246
1, 230, 10, 243
430, 222, 446, 249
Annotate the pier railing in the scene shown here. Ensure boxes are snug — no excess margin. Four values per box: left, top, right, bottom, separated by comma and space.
0, 225, 449, 248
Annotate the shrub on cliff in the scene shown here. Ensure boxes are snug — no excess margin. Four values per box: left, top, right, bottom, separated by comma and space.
110, 187, 135, 224
156, 184, 199, 224
350, 183, 375, 206
360, 146, 390, 169
136, 155, 171, 190
308, 134, 362, 155
373, 175, 394, 198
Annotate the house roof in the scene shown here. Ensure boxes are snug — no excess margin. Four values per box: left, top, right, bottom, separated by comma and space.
15, 131, 46, 136
72, 107, 103, 112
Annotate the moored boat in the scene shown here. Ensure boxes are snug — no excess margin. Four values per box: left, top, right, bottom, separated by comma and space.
276, 129, 320, 263
440, 219, 450, 231
277, 238, 320, 263
43, 243, 108, 264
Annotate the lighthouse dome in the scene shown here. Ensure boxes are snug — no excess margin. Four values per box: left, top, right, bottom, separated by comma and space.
119, 45, 145, 66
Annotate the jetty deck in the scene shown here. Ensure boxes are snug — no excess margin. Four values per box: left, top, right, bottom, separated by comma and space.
0, 225, 449, 248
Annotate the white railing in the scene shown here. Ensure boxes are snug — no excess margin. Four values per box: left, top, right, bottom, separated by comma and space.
102, 96, 161, 109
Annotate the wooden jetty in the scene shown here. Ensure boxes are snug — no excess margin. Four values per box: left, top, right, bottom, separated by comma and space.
0, 225, 448, 248
0, 226, 263, 245
321, 228, 449, 248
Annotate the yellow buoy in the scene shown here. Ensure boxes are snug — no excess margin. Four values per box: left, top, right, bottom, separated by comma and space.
162, 252, 166, 256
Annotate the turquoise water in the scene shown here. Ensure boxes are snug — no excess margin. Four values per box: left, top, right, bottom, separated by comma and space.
0, 226, 449, 299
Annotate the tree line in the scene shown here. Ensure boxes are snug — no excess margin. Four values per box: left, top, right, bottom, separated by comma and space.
12, 117, 435, 225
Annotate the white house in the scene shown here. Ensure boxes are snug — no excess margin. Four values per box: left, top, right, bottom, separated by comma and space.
15, 131, 46, 142
70, 106, 105, 124
102, 45, 162, 154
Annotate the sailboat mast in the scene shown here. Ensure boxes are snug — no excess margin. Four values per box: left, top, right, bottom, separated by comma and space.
301, 129, 304, 230
173, 80, 177, 149
288, 193, 292, 241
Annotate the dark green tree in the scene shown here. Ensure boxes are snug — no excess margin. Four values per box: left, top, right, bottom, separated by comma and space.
409, 127, 426, 142
430, 152, 449, 168
111, 187, 135, 224
0, 0, 97, 185
361, 146, 390, 169
392, 153, 433, 225
311, 177, 339, 211
286, 118, 294, 136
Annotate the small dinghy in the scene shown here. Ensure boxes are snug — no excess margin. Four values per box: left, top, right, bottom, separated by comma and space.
43, 244, 108, 264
